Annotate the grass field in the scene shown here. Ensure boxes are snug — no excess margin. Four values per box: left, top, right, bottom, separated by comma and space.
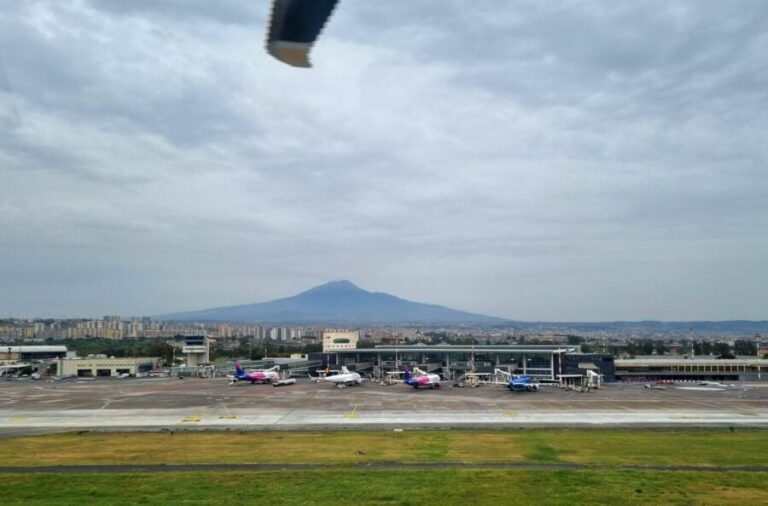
1, 470, 766, 505
1, 428, 767, 467
1, 429, 767, 505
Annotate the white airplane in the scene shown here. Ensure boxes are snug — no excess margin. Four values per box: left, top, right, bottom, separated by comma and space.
310, 366, 363, 388
698, 381, 737, 389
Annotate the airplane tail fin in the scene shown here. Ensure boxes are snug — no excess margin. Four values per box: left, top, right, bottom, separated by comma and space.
404, 369, 412, 381
234, 362, 244, 376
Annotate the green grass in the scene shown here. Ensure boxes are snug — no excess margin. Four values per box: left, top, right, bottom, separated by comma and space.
2, 430, 767, 504
0, 470, 766, 505
2, 429, 767, 467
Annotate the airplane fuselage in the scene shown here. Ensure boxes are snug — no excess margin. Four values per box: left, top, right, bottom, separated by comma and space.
507, 376, 538, 391
241, 371, 279, 384
232, 363, 280, 385
405, 373, 441, 389
322, 372, 362, 386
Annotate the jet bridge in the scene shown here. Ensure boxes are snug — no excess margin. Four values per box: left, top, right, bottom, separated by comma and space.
413, 367, 434, 377
493, 368, 514, 385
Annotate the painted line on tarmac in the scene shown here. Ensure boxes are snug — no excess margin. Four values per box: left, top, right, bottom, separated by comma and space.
217, 403, 238, 420
491, 401, 517, 418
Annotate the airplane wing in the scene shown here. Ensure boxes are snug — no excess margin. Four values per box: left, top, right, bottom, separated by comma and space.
266, 0, 339, 68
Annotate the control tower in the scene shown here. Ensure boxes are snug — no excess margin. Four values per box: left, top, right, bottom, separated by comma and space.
182, 336, 210, 367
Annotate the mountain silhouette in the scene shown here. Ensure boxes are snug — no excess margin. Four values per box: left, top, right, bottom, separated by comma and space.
157, 280, 507, 324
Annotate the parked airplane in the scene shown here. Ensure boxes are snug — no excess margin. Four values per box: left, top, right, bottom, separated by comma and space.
404, 368, 442, 389
507, 375, 539, 392
230, 362, 280, 384
266, 0, 339, 67
698, 381, 737, 389
310, 366, 363, 387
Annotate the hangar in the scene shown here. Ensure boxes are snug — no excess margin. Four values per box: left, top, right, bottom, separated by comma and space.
56, 356, 161, 377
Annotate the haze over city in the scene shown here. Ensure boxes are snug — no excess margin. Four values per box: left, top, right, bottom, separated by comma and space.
2, 1, 767, 321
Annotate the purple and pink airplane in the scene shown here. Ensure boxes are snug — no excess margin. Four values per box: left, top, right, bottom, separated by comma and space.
230, 362, 280, 384
404, 367, 442, 389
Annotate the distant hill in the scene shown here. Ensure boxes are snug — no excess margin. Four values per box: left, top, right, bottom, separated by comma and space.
512, 320, 768, 335
156, 280, 508, 324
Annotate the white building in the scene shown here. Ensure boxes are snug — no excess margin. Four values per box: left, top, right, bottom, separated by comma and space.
322, 331, 359, 352
56, 356, 160, 377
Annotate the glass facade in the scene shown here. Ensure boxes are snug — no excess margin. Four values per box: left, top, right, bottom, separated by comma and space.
312, 345, 576, 380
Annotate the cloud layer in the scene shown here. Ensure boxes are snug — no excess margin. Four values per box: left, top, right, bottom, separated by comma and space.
1, 0, 767, 320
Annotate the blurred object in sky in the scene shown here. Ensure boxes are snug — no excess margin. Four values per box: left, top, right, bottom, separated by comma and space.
266, 0, 339, 68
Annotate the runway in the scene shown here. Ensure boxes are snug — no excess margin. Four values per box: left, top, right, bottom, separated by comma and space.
2, 377, 767, 435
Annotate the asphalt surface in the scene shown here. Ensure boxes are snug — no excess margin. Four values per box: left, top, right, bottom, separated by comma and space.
1, 377, 767, 435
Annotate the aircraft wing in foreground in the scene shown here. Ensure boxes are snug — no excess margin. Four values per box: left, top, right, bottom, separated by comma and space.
266, 0, 339, 67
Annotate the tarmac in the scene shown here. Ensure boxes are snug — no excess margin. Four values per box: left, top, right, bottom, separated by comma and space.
1, 377, 767, 436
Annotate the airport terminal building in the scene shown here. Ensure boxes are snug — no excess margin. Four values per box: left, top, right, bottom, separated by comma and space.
615, 356, 767, 382
0, 346, 68, 361
310, 344, 615, 382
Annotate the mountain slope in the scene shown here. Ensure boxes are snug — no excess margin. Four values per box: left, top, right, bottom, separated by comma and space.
156, 280, 507, 324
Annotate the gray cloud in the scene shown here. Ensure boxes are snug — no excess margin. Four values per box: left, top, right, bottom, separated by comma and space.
0, 0, 766, 320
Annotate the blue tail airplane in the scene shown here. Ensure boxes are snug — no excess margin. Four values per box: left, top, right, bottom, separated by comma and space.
508, 375, 539, 392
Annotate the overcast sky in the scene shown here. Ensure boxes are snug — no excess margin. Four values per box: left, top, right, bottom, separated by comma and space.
1, 0, 767, 321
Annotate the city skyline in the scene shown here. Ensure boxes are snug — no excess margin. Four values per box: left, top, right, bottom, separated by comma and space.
2, 1, 767, 320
